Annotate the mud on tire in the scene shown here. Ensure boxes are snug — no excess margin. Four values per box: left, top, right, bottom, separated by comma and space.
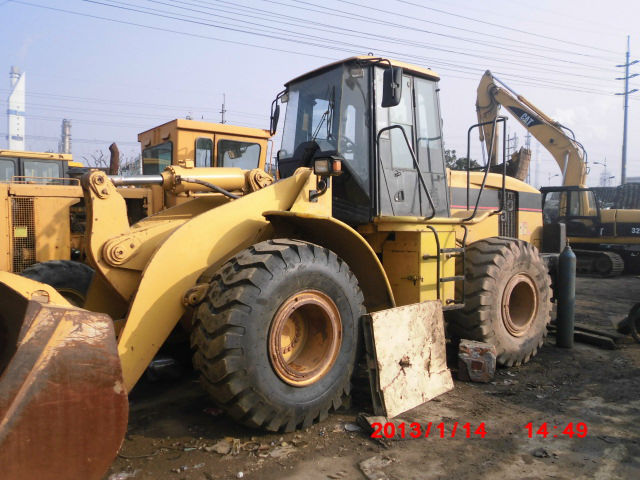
448, 237, 552, 366
191, 239, 365, 432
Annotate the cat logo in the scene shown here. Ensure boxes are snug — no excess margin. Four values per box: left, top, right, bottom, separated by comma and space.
506, 106, 543, 128
520, 112, 535, 127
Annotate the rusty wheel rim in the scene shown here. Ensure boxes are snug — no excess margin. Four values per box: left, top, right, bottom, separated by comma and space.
501, 273, 538, 337
269, 290, 342, 387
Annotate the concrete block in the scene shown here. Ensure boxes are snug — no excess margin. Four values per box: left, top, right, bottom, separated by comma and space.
457, 339, 496, 383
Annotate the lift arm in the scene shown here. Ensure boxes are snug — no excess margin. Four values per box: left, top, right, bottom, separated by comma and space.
476, 70, 587, 187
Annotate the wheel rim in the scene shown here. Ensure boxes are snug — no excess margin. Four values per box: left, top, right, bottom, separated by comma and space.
501, 273, 538, 337
269, 290, 342, 387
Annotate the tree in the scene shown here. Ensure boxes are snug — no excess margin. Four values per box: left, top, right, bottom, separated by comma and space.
82, 149, 109, 169
81, 148, 141, 175
445, 149, 481, 170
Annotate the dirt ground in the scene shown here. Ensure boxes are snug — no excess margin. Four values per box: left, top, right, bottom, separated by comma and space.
106, 275, 640, 480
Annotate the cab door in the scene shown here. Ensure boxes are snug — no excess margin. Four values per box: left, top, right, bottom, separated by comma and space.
375, 70, 449, 218
376, 73, 421, 217
214, 136, 265, 170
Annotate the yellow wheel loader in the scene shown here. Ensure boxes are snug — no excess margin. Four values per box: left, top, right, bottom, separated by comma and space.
0, 56, 557, 479
1, 122, 272, 307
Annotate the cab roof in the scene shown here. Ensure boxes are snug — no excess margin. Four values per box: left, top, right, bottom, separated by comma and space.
285, 56, 440, 86
0, 150, 73, 161
137, 119, 271, 140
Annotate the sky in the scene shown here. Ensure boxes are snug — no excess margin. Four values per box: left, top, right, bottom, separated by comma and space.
1, 0, 639, 188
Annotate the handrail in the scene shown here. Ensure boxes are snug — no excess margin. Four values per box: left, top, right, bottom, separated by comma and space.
425, 225, 441, 300
376, 124, 437, 220
375, 210, 492, 225
463, 117, 507, 221
8, 175, 80, 186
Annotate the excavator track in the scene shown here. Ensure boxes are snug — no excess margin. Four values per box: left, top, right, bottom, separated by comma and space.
576, 250, 625, 277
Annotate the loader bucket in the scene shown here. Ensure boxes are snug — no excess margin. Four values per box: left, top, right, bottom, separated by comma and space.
0, 277, 128, 480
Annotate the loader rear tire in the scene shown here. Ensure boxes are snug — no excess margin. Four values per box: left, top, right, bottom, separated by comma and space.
191, 239, 365, 432
449, 237, 552, 366
20, 260, 94, 306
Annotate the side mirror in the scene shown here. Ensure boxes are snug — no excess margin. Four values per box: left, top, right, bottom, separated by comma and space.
270, 103, 280, 136
382, 67, 403, 107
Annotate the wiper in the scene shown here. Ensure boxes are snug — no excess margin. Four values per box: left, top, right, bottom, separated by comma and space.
312, 86, 336, 143
312, 110, 328, 141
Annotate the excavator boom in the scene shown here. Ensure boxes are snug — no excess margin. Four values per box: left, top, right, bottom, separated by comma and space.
476, 70, 587, 187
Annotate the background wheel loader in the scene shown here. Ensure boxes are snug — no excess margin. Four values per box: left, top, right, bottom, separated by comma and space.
0, 121, 272, 306
0, 56, 558, 479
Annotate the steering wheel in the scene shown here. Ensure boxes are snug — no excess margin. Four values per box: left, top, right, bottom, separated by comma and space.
339, 135, 355, 154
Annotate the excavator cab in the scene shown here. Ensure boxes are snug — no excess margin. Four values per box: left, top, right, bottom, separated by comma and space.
277, 57, 449, 226
541, 186, 602, 238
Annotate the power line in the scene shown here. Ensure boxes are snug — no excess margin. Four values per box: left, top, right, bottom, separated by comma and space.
283, 0, 617, 66
0, 132, 139, 146
85, 0, 618, 77
164, 0, 617, 85
394, 0, 618, 55
83, 0, 622, 94
10, 0, 337, 61
13, 0, 623, 97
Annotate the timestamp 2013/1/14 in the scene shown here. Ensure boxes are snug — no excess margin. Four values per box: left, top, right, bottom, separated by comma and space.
370, 422, 487, 439
525, 422, 588, 438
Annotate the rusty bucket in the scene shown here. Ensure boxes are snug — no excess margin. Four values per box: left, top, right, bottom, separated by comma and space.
0, 276, 128, 480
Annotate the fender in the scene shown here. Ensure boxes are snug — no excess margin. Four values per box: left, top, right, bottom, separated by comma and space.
115, 169, 311, 391
263, 210, 395, 312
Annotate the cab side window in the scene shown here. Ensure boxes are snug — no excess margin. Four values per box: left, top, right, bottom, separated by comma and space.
217, 140, 260, 169
0, 158, 16, 181
23, 160, 61, 182
195, 138, 213, 167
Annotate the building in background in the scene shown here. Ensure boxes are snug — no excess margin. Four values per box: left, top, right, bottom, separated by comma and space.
7, 66, 25, 150
59, 118, 71, 154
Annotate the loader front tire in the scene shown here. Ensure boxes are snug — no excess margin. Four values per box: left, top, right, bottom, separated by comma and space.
192, 239, 365, 432
449, 237, 552, 366
20, 260, 94, 306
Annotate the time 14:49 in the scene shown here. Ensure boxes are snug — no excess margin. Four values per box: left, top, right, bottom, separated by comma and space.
525, 422, 588, 438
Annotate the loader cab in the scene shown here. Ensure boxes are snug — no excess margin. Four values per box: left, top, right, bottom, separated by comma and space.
277, 57, 449, 225
0, 150, 78, 184
541, 186, 602, 237
138, 119, 272, 175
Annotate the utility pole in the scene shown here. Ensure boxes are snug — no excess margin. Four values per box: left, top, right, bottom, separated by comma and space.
524, 132, 532, 183
506, 132, 518, 158
220, 93, 227, 124
615, 35, 638, 185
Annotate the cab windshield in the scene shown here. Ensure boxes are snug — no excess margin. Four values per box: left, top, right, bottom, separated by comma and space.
280, 64, 370, 195
142, 142, 172, 174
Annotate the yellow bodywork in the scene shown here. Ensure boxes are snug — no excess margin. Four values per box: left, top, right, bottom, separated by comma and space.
71, 168, 394, 391
73, 165, 532, 392
138, 119, 272, 170
0, 149, 74, 163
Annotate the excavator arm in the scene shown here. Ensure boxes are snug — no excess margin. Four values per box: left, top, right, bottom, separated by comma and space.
476, 70, 587, 187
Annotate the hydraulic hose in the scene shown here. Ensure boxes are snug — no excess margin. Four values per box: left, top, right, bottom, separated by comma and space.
179, 177, 240, 200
